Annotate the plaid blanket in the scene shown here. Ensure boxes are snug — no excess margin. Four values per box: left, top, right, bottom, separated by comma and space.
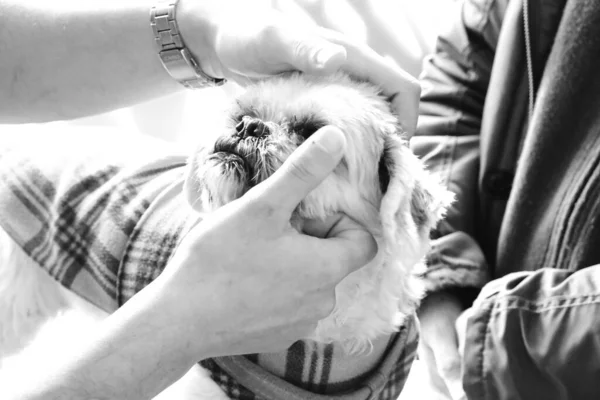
0, 128, 417, 400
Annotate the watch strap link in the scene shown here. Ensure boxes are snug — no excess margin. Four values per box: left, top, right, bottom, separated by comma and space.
150, 0, 226, 89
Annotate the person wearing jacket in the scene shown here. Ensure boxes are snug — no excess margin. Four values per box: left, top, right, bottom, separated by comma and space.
413, 0, 600, 399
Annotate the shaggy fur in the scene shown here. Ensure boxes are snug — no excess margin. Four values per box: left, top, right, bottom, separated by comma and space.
185, 72, 454, 351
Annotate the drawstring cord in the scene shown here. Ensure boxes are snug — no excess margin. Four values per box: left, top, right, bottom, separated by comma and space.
523, 0, 535, 119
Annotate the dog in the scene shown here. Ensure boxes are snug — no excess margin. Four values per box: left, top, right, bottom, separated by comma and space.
0, 72, 453, 398
185, 72, 453, 351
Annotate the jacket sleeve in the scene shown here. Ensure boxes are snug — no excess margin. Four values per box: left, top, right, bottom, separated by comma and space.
462, 265, 600, 400
412, 0, 509, 295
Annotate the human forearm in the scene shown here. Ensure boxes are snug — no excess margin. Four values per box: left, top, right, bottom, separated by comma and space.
0, 0, 213, 123
7, 278, 206, 400
410, 135, 489, 296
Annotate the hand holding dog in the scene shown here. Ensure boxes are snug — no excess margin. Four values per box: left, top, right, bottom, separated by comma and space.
2, 0, 419, 134
179, 0, 421, 136
9, 126, 377, 400
157, 124, 378, 357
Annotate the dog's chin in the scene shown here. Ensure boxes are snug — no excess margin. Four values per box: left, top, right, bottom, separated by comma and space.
193, 152, 249, 211
213, 136, 262, 167
192, 136, 283, 212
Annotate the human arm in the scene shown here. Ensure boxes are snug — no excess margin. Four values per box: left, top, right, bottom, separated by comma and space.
2, 126, 377, 400
0, 0, 182, 123
412, 0, 509, 397
0, 0, 419, 131
415, 0, 507, 296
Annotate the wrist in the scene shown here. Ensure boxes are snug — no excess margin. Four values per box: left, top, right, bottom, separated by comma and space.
147, 262, 220, 361
175, 0, 225, 79
150, 0, 226, 89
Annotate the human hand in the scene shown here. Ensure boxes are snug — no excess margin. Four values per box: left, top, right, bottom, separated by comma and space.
455, 306, 473, 365
153, 125, 378, 359
0, 126, 376, 400
417, 291, 467, 400
177, 0, 420, 137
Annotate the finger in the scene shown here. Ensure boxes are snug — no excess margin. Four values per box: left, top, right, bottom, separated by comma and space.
316, 28, 421, 137
273, 23, 348, 75
224, 71, 263, 87
418, 343, 455, 399
309, 215, 378, 280
252, 125, 346, 213
298, 214, 377, 281
418, 292, 466, 400
301, 213, 345, 238
320, 215, 377, 279
455, 307, 473, 360
428, 331, 465, 400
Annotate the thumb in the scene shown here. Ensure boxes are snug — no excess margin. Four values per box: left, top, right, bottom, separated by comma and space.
255, 125, 346, 213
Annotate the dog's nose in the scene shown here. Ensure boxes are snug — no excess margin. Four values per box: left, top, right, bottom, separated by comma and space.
235, 117, 270, 138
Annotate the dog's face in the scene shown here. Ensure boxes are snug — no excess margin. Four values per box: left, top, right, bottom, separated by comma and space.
186, 73, 403, 228
185, 72, 453, 350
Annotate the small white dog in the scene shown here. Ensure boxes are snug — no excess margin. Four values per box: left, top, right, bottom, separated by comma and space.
0, 72, 453, 398
185, 72, 453, 351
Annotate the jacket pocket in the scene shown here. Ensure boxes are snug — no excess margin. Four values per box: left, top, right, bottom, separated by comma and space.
463, 266, 600, 400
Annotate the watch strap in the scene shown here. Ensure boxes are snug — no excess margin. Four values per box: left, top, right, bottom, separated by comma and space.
150, 0, 226, 89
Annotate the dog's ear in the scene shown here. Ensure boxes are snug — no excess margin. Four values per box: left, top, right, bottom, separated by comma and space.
378, 135, 453, 238
378, 135, 421, 257
376, 134, 453, 319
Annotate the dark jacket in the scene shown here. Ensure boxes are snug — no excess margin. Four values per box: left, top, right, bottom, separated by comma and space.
412, 0, 600, 398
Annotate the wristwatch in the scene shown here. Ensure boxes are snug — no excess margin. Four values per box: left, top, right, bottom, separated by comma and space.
150, 0, 226, 89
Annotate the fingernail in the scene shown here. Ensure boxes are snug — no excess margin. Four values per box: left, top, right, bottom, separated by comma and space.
313, 126, 345, 154
314, 46, 345, 69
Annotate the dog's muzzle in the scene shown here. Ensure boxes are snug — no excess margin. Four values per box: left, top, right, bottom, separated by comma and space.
235, 116, 271, 139
211, 117, 277, 186
214, 117, 272, 155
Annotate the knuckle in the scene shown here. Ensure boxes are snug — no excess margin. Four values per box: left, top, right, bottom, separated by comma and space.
243, 187, 278, 217
437, 358, 461, 379
290, 39, 315, 70
292, 38, 309, 57
408, 79, 422, 97
258, 22, 281, 42
286, 159, 315, 185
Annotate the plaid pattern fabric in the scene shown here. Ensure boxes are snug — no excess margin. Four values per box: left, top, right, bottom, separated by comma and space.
0, 132, 193, 311
0, 131, 418, 400
378, 324, 418, 400
201, 319, 419, 400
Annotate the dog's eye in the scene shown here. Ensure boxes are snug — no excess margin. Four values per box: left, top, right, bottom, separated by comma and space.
289, 115, 326, 139
378, 140, 393, 194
